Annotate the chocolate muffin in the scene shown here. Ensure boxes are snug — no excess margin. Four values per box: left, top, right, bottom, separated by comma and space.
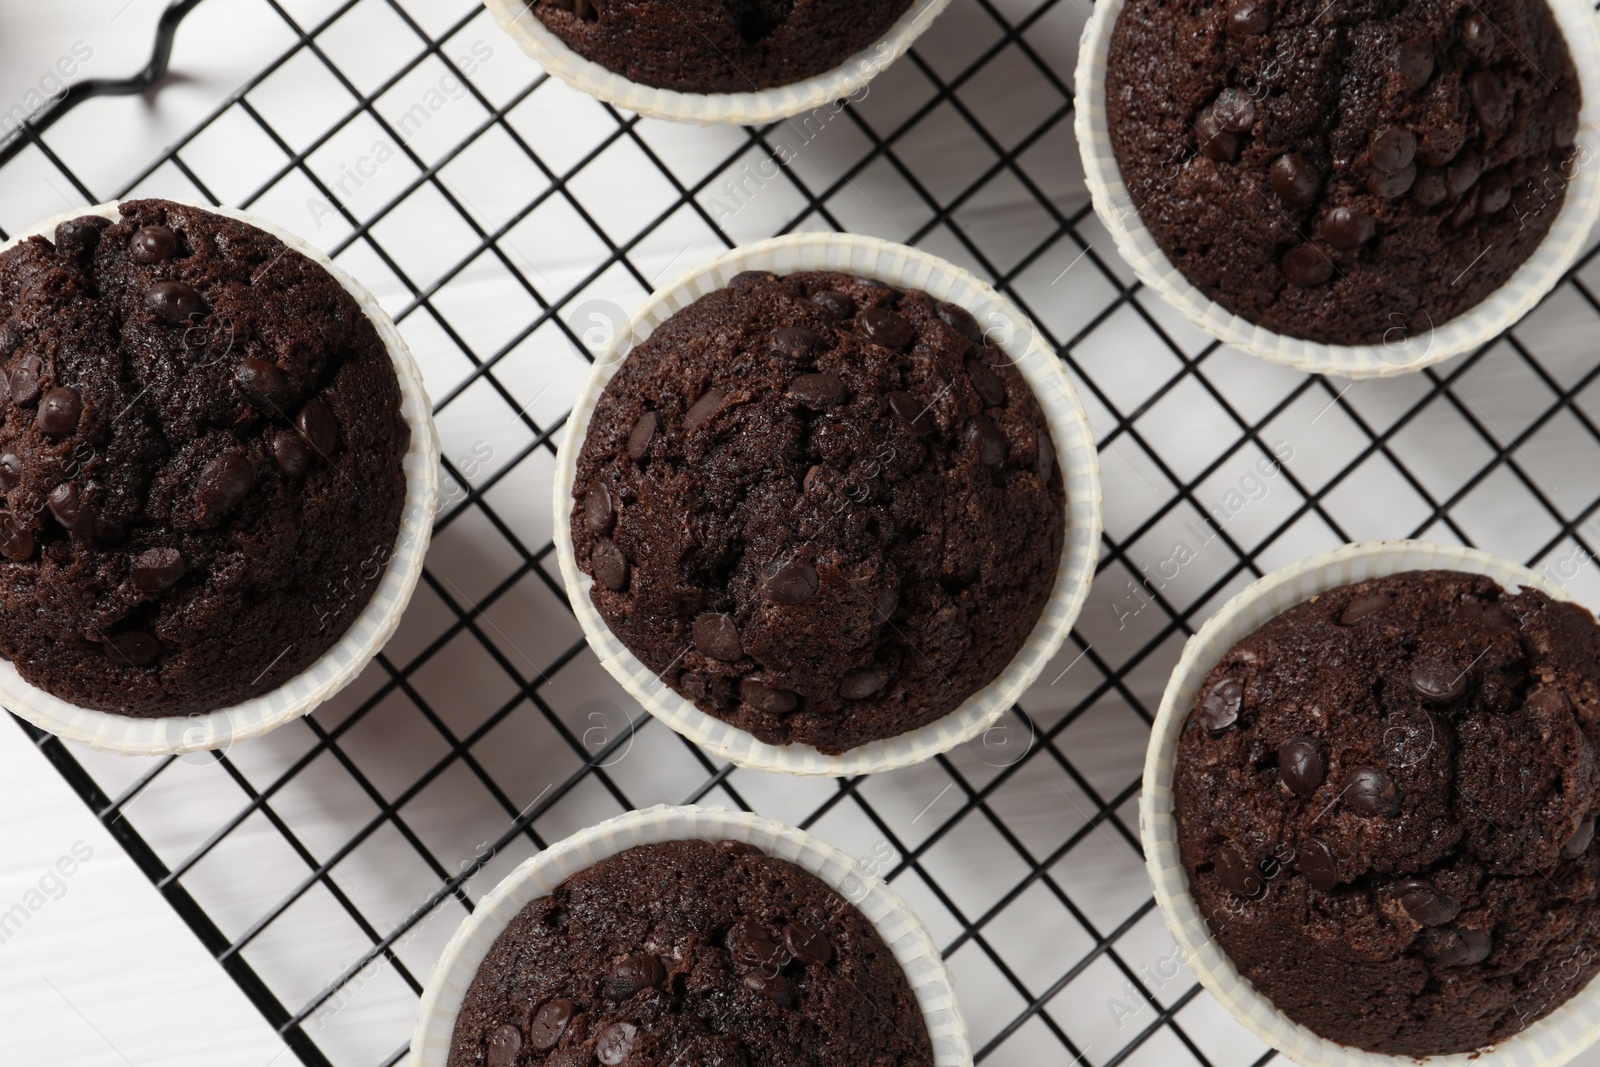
529, 0, 915, 93
0, 200, 409, 718
569, 269, 1065, 755
1174, 569, 1600, 1055
1106, 0, 1582, 345
448, 839, 934, 1066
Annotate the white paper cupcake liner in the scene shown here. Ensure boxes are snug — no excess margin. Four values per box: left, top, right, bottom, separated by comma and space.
482, 0, 952, 125
552, 233, 1102, 777
1142, 539, 1600, 1067
0, 201, 439, 756
410, 804, 971, 1066
1074, 0, 1600, 378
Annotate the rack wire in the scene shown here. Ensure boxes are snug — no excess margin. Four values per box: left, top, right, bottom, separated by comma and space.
9, 0, 1600, 1064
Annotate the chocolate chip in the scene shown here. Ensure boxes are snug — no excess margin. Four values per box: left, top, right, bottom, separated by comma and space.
130, 225, 179, 264
887, 390, 932, 435
743, 970, 795, 1006
529, 998, 575, 1050
270, 429, 310, 476
859, 307, 914, 349
729, 920, 787, 969
1212, 88, 1257, 134
1478, 168, 1512, 215
1397, 880, 1460, 926
133, 547, 184, 593
235, 358, 290, 412
1282, 244, 1333, 286
0, 511, 34, 562
788, 373, 846, 408
145, 280, 207, 324
196, 451, 255, 521
592, 539, 628, 590
741, 677, 799, 715
595, 1020, 638, 1065
1343, 765, 1400, 816
730, 270, 774, 288
1269, 153, 1320, 207
770, 326, 823, 361
840, 666, 889, 699
1413, 168, 1448, 208
693, 613, 742, 661
1395, 40, 1434, 89
1340, 592, 1391, 624
628, 411, 658, 460
1451, 186, 1481, 229
48, 483, 86, 530
487, 1024, 522, 1067
1428, 926, 1491, 966
1216, 846, 1264, 898
966, 416, 1008, 468
1462, 11, 1494, 56
785, 921, 833, 965
1199, 677, 1243, 733
1226, 0, 1271, 35
0, 452, 21, 491
681, 671, 707, 701
1367, 163, 1417, 199
296, 400, 339, 457
105, 630, 158, 667
1278, 738, 1326, 796
1469, 70, 1509, 128
1195, 105, 1241, 162
874, 586, 899, 623
1299, 838, 1339, 891
1563, 816, 1595, 859
967, 358, 1007, 407
764, 558, 818, 605
585, 481, 615, 534
54, 217, 104, 261
1036, 431, 1055, 481
718, 838, 760, 857
606, 952, 665, 998
1410, 658, 1465, 703
811, 289, 855, 318
37, 387, 82, 436
8, 355, 41, 405
1321, 206, 1375, 250
684, 387, 728, 430
1447, 152, 1483, 197
938, 302, 983, 342
1370, 127, 1417, 172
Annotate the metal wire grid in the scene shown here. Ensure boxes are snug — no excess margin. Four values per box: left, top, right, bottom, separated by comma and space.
9, 0, 1600, 1064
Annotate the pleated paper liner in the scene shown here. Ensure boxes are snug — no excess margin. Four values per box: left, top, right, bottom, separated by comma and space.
552, 232, 1103, 776
482, 0, 951, 124
0, 201, 439, 755
1142, 540, 1600, 1066
409, 804, 971, 1066
1074, 0, 1600, 378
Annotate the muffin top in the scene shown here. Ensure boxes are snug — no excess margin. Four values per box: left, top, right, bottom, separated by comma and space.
0, 200, 408, 718
569, 269, 1065, 755
1106, 0, 1582, 345
1174, 569, 1600, 1055
529, 0, 914, 93
448, 838, 934, 1067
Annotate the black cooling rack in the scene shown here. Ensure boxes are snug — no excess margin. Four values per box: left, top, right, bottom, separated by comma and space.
11, 0, 1600, 1064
